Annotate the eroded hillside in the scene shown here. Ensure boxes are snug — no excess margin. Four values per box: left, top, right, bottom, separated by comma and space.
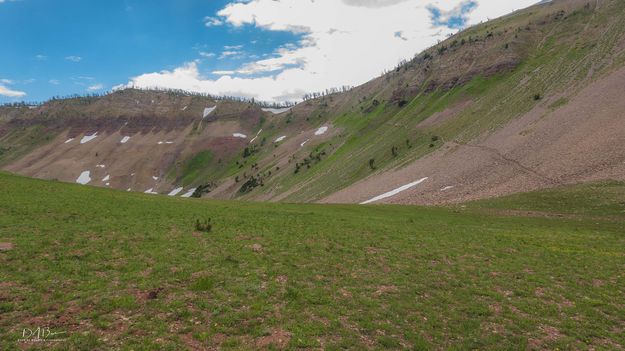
2, 0, 625, 204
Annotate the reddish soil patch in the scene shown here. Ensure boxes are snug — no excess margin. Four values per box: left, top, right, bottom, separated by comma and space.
0, 242, 14, 251
256, 329, 292, 349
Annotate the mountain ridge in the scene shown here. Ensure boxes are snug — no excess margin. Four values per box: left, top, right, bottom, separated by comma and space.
2, 0, 625, 205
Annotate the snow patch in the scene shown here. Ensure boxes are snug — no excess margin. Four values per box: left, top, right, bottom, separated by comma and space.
64, 138, 74, 144
102, 175, 110, 182
360, 177, 428, 205
314, 126, 328, 135
144, 188, 158, 194
262, 107, 291, 114
152, 176, 159, 181
127, 188, 131, 192
233, 133, 247, 138
181, 188, 197, 198
275, 135, 286, 143
105, 182, 110, 186
158, 141, 174, 145
96, 164, 105, 168
249, 129, 262, 143
120, 136, 130, 144
76, 171, 91, 185
203, 106, 216, 118
80, 132, 98, 144
441, 186, 454, 191
168, 187, 184, 196
300, 139, 310, 147
182, 105, 188, 111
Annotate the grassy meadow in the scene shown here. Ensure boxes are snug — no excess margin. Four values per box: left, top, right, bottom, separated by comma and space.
0, 172, 624, 350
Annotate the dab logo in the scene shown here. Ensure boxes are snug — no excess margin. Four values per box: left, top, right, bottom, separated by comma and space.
18, 327, 67, 343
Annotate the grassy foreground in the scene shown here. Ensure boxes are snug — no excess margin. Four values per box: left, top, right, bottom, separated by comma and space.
0, 173, 623, 350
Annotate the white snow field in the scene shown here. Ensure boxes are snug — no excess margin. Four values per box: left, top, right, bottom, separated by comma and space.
76, 171, 92, 185
360, 177, 429, 205
168, 187, 184, 196
80, 132, 98, 144
249, 129, 262, 143
262, 107, 291, 114
314, 126, 328, 135
203, 106, 216, 118
181, 188, 197, 198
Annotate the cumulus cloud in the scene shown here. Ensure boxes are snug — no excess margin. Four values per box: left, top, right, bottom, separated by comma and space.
121, 0, 539, 102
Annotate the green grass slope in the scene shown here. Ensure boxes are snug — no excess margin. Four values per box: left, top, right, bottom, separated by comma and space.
0, 172, 623, 349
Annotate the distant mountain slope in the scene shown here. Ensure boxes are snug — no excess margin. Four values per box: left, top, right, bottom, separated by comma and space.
2, 0, 625, 204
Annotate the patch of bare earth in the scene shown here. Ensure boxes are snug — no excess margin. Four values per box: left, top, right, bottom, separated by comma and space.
0, 242, 13, 251
255, 329, 292, 349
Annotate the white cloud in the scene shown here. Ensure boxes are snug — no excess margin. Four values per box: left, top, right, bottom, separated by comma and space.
49, 79, 60, 85
204, 16, 223, 27
0, 84, 26, 98
0, 79, 13, 84
219, 50, 244, 59
87, 83, 104, 91
199, 51, 216, 58
35, 54, 47, 61
212, 70, 236, 75
65, 56, 82, 62
121, 0, 539, 102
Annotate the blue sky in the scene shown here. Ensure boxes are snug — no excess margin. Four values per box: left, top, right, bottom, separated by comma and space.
0, 0, 539, 103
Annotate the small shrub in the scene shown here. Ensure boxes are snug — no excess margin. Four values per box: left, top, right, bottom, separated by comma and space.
431, 135, 440, 142
195, 218, 212, 233
369, 158, 376, 170
534, 93, 542, 101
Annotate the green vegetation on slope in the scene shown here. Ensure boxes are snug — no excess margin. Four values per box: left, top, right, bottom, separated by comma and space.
0, 126, 58, 167
255, 0, 625, 202
0, 172, 623, 349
